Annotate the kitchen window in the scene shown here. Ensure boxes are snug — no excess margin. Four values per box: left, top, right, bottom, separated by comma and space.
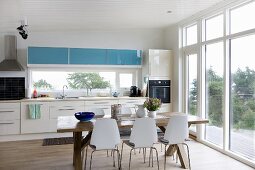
29, 68, 137, 97
119, 73, 133, 88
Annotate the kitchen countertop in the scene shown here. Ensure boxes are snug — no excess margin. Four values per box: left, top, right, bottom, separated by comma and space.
0, 96, 148, 103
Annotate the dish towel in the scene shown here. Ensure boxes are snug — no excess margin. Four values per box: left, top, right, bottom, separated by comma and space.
28, 104, 41, 119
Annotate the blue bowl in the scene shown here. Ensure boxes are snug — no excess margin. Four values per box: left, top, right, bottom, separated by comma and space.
74, 112, 95, 122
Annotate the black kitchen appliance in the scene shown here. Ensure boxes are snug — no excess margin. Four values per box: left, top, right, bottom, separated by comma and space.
148, 80, 170, 103
0, 77, 25, 100
129, 86, 138, 97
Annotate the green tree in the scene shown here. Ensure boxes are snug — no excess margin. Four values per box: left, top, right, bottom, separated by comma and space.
231, 67, 255, 130
232, 67, 255, 98
33, 79, 53, 90
207, 68, 224, 126
189, 79, 197, 115
67, 72, 110, 96
189, 67, 255, 129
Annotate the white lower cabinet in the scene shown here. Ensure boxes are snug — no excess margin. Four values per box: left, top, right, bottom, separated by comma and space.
158, 103, 171, 113
118, 99, 146, 114
49, 101, 85, 132
85, 100, 117, 116
0, 103, 20, 135
21, 102, 50, 134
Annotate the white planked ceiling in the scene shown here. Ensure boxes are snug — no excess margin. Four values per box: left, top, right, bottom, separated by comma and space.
0, 0, 228, 32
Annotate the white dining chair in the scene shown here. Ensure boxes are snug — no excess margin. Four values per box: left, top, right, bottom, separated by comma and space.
159, 114, 191, 170
121, 117, 159, 170
84, 118, 121, 170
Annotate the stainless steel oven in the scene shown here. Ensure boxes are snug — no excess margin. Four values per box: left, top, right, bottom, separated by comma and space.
148, 80, 170, 103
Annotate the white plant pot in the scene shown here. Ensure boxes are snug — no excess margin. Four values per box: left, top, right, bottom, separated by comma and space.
148, 111, 157, 118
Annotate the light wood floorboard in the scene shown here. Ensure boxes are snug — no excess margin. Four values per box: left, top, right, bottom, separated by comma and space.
0, 139, 253, 170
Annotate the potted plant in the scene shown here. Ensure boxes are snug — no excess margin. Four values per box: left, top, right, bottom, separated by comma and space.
143, 98, 162, 118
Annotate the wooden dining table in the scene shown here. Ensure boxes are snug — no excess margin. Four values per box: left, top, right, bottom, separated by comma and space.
57, 112, 209, 170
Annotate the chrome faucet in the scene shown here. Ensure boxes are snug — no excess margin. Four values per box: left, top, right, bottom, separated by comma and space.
61, 85, 68, 99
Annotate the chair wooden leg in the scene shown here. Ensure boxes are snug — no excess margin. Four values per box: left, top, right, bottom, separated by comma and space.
89, 150, 95, 170
183, 143, 191, 170
84, 146, 88, 170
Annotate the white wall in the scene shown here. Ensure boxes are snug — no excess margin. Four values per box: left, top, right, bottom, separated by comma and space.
163, 25, 180, 112
0, 28, 165, 89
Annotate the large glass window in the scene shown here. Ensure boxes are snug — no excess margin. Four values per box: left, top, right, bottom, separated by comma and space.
205, 42, 224, 147
119, 73, 133, 88
182, 0, 255, 166
186, 24, 197, 46
31, 70, 136, 97
187, 54, 198, 116
187, 54, 198, 133
32, 71, 115, 96
230, 1, 255, 34
205, 14, 224, 40
230, 34, 255, 161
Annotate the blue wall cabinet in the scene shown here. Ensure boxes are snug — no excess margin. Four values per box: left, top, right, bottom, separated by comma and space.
28, 47, 68, 64
28, 47, 141, 66
107, 49, 141, 65
69, 48, 107, 65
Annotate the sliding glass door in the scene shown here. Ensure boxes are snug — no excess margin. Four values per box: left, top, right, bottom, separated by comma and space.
204, 42, 224, 147
184, 52, 199, 134
230, 34, 255, 161
181, 0, 255, 166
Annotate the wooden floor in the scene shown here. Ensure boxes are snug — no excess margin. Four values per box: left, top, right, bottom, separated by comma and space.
0, 139, 253, 170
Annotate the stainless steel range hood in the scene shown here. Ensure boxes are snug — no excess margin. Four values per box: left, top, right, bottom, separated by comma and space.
0, 35, 24, 71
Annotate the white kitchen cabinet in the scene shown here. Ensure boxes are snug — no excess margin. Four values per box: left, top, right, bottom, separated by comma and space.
49, 101, 85, 132
21, 102, 50, 134
0, 103, 20, 135
158, 103, 171, 113
143, 49, 173, 78
118, 99, 146, 114
85, 100, 117, 116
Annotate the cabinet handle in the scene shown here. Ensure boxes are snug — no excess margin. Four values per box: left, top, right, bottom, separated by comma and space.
0, 111, 14, 113
93, 102, 109, 104
0, 122, 14, 125
101, 108, 109, 110
58, 108, 75, 111
126, 101, 137, 103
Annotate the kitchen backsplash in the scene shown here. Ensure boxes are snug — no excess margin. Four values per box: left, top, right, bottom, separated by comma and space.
0, 77, 25, 100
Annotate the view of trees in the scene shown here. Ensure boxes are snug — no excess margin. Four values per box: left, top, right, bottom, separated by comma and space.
33, 79, 53, 90
67, 72, 110, 96
189, 67, 255, 130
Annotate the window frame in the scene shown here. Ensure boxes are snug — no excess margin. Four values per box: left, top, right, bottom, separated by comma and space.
180, 0, 255, 167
